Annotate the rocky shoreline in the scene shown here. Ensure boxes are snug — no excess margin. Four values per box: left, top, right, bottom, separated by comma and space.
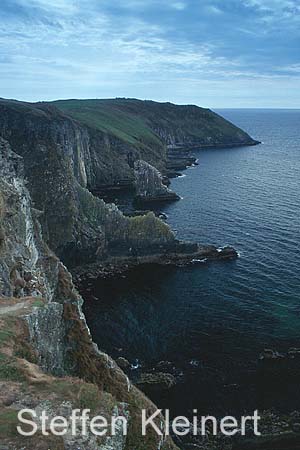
165, 140, 260, 172
72, 244, 238, 285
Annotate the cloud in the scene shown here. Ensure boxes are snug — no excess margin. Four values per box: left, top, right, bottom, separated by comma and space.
205, 5, 223, 14
171, 2, 187, 11
278, 63, 300, 74
0, 0, 299, 106
242, 0, 300, 22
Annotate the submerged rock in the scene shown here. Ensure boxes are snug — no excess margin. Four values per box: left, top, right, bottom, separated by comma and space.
135, 372, 177, 392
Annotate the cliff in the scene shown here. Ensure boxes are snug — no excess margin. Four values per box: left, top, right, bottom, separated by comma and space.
0, 97, 253, 449
54, 98, 259, 177
0, 98, 251, 266
54, 98, 258, 153
0, 137, 178, 450
0, 99, 176, 267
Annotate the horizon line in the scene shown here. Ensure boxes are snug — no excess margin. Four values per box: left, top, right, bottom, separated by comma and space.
0, 96, 299, 110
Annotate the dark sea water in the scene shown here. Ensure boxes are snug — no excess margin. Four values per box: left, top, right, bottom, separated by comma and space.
83, 109, 300, 418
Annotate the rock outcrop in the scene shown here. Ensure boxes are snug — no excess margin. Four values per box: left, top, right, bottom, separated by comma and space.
135, 372, 177, 393
134, 160, 180, 203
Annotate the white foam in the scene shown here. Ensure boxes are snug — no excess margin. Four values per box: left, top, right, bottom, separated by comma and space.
131, 359, 141, 370
192, 258, 207, 264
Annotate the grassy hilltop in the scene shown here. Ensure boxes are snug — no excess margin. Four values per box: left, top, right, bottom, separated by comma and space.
54, 98, 257, 151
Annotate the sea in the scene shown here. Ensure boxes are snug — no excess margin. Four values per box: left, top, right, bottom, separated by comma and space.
82, 109, 300, 418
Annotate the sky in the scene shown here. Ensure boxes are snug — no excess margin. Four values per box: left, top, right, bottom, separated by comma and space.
0, 0, 299, 107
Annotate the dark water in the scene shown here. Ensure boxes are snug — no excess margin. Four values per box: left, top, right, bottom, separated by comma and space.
83, 109, 300, 417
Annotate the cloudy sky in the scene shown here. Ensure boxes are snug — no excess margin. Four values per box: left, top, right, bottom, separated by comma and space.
0, 0, 299, 107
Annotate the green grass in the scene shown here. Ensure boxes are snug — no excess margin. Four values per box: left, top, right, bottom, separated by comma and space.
0, 356, 25, 381
54, 99, 163, 150
0, 329, 14, 345
0, 409, 19, 438
128, 212, 173, 242
31, 299, 45, 308
0, 317, 28, 380
0, 316, 18, 345
77, 383, 102, 412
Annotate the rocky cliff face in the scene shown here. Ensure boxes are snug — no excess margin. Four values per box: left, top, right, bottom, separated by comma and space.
0, 136, 178, 450
0, 137, 57, 300
134, 160, 180, 203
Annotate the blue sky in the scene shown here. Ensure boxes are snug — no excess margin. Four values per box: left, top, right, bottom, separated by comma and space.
0, 0, 299, 107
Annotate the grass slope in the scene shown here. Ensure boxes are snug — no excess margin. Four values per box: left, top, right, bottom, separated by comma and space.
54, 98, 255, 149
54, 98, 164, 150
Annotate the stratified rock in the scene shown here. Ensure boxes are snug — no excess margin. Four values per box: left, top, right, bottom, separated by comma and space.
134, 160, 180, 203
166, 146, 197, 171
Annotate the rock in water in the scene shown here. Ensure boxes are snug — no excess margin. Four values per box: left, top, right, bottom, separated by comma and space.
135, 372, 177, 392
116, 357, 131, 369
134, 159, 180, 203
